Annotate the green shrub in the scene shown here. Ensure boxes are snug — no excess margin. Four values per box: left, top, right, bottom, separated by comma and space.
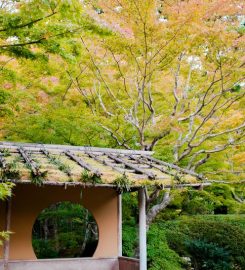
185, 239, 232, 270
147, 225, 184, 270
121, 191, 245, 270
181, 190, 219, 215
32, 239, 58, 259
122, 222, 138, 257
164, 218, 245, 270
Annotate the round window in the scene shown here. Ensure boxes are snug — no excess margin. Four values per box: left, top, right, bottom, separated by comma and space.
32, 201, 98, 259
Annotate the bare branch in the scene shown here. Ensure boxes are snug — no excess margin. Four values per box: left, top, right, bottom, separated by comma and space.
80, 36, 116, 100
108, 48, 130, 97
171, 53, 183, 116
146, 129, 170, 151
189, 154, 210, 171
99, 124, 131, 149
206, 122, 245, 139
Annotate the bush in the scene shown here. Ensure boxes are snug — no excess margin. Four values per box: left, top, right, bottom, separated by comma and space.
163, 217, 245, 270
122, 222, 138, 257
181, 190, 219, 215
32, 239, 58, 258
185, 239, 232, 270
195, 215, 245, 230
147, 225, 185, 270
121, 191, 245, 270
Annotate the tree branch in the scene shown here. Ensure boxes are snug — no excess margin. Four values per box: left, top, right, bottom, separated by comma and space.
0, 12, 58, 32
146, 189, 172, 230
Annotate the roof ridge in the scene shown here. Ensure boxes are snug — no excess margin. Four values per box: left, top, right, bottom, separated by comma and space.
0, 141, 154, 155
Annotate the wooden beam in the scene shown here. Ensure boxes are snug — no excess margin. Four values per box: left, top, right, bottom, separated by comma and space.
143, 155, 205, 180
3, 198, 12, 270
18, 147, 40, 176
139, 188, 147, 270
0, 179, 115, 188
86, 152, 125, 174
65, 151, 102, 177
41, 149, 72, 177
0, 179, 211, 189
106, 154, 155, 179
0, 141, 154, 155
129, 155, 178, 178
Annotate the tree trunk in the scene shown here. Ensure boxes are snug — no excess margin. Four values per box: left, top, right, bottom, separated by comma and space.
146, 189, 172, 231
232, 191, 244, 204
54, 218, 59, 252
80, 210, 89, 255
43, 219, 49, 241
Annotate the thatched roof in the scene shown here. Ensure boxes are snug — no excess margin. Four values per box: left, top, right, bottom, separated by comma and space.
0, 142, 207, 190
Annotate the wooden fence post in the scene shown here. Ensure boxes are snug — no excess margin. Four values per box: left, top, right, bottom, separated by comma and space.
3, 198, 12, 270
139, 188, 147, 270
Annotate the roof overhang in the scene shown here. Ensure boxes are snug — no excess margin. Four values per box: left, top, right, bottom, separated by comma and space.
0, 141, 208, 189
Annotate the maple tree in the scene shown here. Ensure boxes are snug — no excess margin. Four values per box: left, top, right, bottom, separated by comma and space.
67, 0, 245, 171
0, 0, 86, 55
0, 0, 112, 143
0, 0, 244, 230
63, 0, 245, 227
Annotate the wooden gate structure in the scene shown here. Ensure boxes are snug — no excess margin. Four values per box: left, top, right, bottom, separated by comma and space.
0, 142, 207, 270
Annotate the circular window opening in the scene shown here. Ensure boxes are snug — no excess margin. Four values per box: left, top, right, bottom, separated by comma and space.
32, 201, 99, 259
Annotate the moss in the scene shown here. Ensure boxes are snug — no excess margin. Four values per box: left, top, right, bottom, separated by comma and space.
113, 174, 133, 193
30, 171, 48, 186
80, 169, 102, 184
0, 151, 21, 180
45, 154, 72, 177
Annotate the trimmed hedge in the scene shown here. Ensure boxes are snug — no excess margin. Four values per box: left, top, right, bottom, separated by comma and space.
162, 216, 245, 270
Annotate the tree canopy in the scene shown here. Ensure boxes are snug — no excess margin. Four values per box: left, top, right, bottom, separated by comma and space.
0, 0, 244, 181
0, 0, 244, 230
0, 2, 244, 269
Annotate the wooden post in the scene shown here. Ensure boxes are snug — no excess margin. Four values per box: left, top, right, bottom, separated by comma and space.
139, 188, 147, 270
118, 193, 122, 256
3, 198, 12, 270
